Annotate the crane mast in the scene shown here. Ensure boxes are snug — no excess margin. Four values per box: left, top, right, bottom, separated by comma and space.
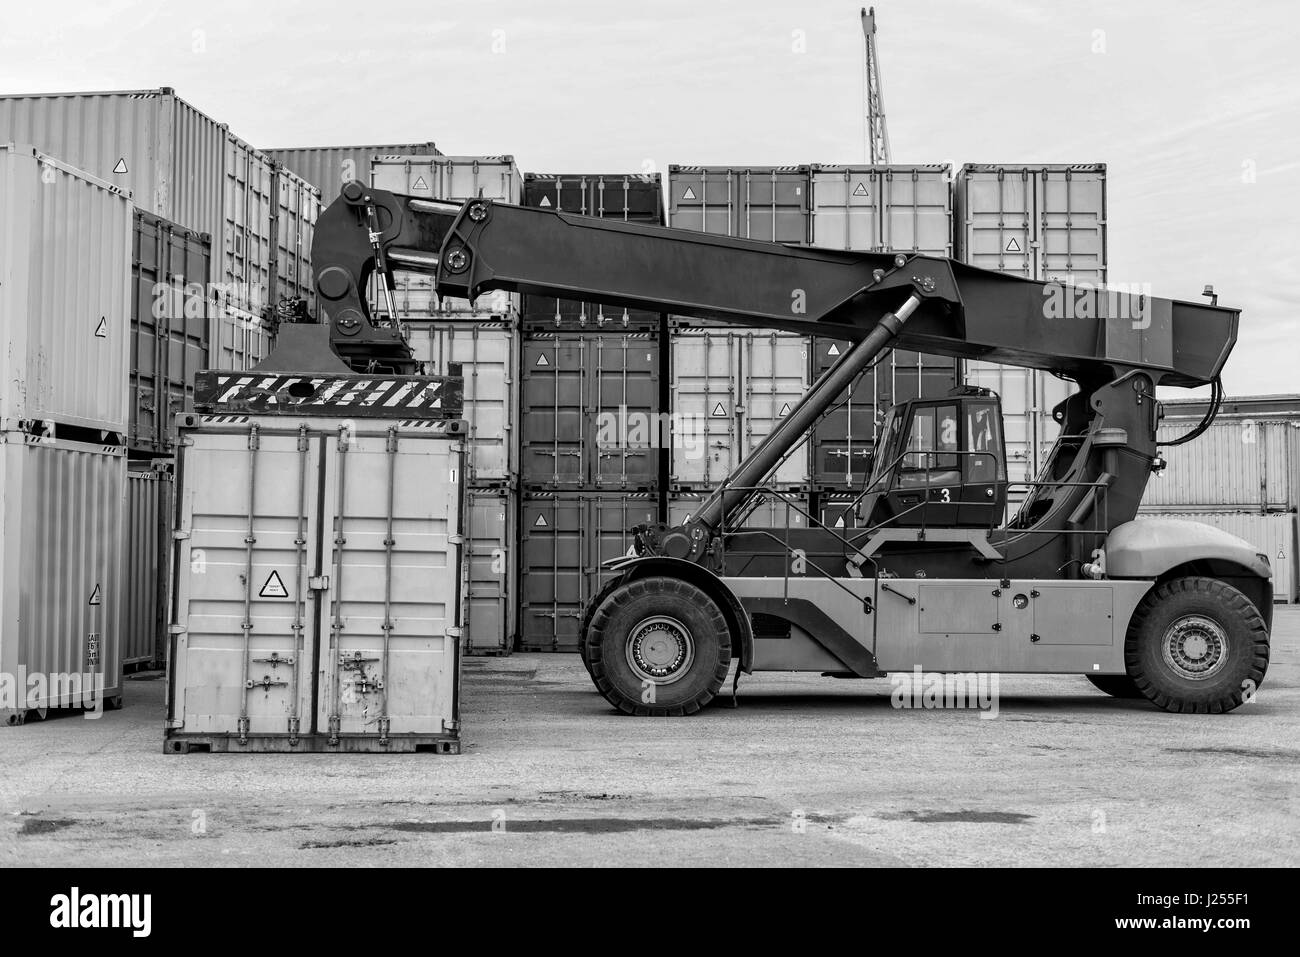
862, 6, 891, 165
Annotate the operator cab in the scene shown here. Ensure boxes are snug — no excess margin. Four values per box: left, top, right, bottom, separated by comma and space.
860, 387, 1008, 528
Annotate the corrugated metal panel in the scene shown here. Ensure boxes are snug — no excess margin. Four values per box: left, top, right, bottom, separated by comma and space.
668, 165, 810, 243
521, 172, 664, 331
130, 209, 212, 453
1143, 417, 1297, 510
270, 163, 321, 311
667, 491, 809, 531
1, 432, 125, 720
669, 328, 810, 489
167, 416, 462, 747
125, 467, 171, 666
207, 307, 273, 371
265, 143, 441, 204
221, 133, 275, 315
809, 164, 951, 255
0, 88, 226, 242
1135, 510, 1298, 603
521, 332, 661, 490
955, 164, 1104, 488
0, 145, 132, 432
520, 492, 660, 651
371, 155, 522, 316
463, 489, 516, 654
406, 320, 518, 485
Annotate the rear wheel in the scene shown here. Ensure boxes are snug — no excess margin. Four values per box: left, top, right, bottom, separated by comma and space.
1124, 576, 1269, 714
1086, 674, 1144, 699
583, 576, 731, 716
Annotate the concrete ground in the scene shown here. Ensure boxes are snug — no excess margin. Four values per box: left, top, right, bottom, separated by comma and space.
2, 609, 1298, 868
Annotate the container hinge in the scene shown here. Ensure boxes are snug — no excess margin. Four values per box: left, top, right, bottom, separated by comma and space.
447, 627, 463, 639
309, 575, 330, 591
443, 719, 461, 733
328, 715, 340, 745
248, 425, 260, 451
173, 529, 191, 541
287, 716, 301, 745
297, 424, 310, 451
168, 624, 187, 636
237, 716, 250, 744
448, 534, 464, 546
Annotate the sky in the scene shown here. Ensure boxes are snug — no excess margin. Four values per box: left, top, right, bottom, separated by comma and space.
2, 0, 1297, 397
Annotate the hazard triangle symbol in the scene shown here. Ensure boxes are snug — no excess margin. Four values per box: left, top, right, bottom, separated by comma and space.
535, 353, 550, 366
827, 343, 840, 356
534, 513, 548, 527
259, 570, 289, 598
778, 403, 792, 416
682, 186, 697, 201
413, 176, 428, 190
852, 181, 868, 197
834, 516, 845, 528
1005, 237, 1022, 253
94, 316, 108, 338
88, 584, 102, 606
711, 402, 727, 417
112, 158, 128, 174
539, 196, 552, 207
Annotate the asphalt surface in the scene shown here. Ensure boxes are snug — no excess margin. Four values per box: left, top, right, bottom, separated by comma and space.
2, 608, 1298, 867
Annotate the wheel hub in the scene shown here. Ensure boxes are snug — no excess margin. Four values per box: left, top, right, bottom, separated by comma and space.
626, 616, 694, 685
1162, 614, 1228, 680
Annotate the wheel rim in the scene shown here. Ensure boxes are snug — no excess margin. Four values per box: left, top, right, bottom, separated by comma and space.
625, 616, 695, 685
1161, 614, 1229, 680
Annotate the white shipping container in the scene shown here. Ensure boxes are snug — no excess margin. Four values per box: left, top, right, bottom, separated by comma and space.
271, 163, 321, 310
668, 166, 810, 243
1135, 510, 1297, 603
0, 145, 132, 432
962, 363, 1075, 487
166, 414, 463, 751
370, 155, 522, 317
463, 490, 516, 654
406, 319, 518, 484
1, 432, 126, 723
1143, 417, 1297, 510
207, 307, 274, 372
670, 328, 810, 489
125, 467, 171, 667
809, 164, 952, 256
222, 133, 275, 315
266, 143, 441, 204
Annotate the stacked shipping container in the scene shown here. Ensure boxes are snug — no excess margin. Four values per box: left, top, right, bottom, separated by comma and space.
0, 146, 130, 721
518, 174, 667, 651
377, 155, 524, 655
954, 164, 1106, 495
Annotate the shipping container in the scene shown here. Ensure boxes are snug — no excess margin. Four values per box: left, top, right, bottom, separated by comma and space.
809, 164, 951, 255
1135, 510, 1298, 603
1143, 417, 1298, 511
1, 431, 126, 723
809, 339, 959, 490
669, 327, 810, 489
462, 489, 517, 655
667, 491, 810, 532
1, 145, 132, 433
0, 90, 277, 319
207, 306, 274, 372
124, 466, 172, 668
129, 209, 212, 453
266, 142, 441, 204
371, 155, 522, 317
406, 319, 518, 485
668, 165, 811, 243
270, 163, 321, 311
166, 413, 464, 752
521, 172, 665, 331
0, 88, 225, 247
955, 164, 1104, 489
521, 332, 661, 490
519, 492, 660, 651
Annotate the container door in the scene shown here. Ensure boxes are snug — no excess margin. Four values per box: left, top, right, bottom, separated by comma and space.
170, 427, 319, 736
520, 495, 585, 650
742, 332, 810, 489
318, 427, 461, 738
670, 331, 741, 487
521, 336, 586, 487
809, 168, 878, 251
425, 323, 515, 485
1036, 167, 1106, 285
463, 490, 514, 653
959, 169, 1034, 278
591, 333, 659, 489
878, 166, 952, 257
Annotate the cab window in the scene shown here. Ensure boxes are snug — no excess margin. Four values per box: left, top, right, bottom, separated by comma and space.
965, 400, 1005, 482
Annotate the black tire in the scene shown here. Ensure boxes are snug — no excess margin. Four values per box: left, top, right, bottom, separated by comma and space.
1086, 674, 1145, 699
583, 576, 731, 716
1124, 576, 1269, 714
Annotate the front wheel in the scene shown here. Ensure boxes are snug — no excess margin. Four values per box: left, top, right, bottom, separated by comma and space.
583, 576, 732, 716
1125, 576, 1269, 714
